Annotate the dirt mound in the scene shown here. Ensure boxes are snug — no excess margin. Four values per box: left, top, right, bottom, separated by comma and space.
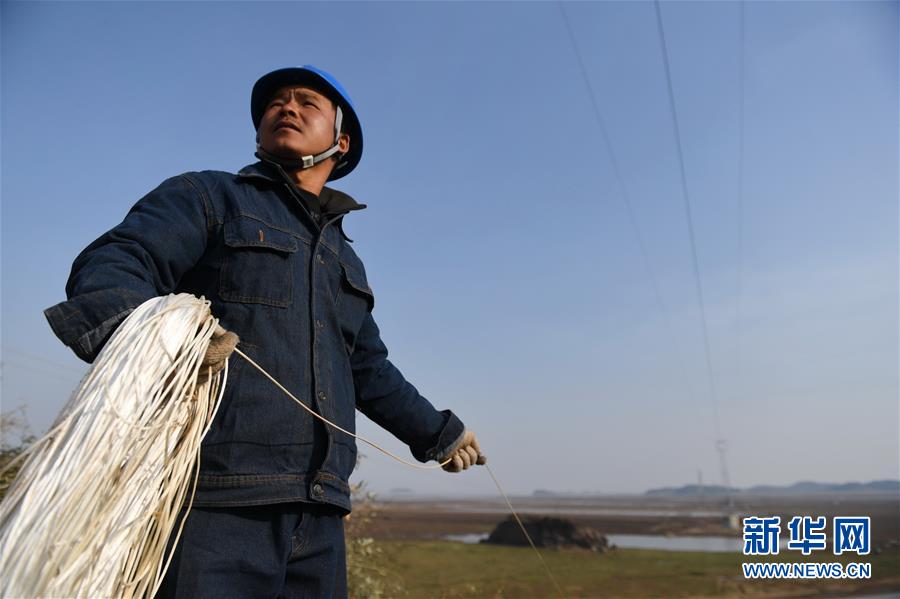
483, 515, 610, 551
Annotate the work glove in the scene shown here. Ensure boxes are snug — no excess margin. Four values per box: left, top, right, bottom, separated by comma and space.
440, 428, 487, 473
196, 324, 239, 384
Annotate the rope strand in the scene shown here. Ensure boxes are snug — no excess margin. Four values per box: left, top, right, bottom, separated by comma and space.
234, 346, 566, 598
234, 347, 456, 470
484, 463, 567, 599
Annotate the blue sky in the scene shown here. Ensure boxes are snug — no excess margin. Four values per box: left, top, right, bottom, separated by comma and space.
2, 1, 897, 497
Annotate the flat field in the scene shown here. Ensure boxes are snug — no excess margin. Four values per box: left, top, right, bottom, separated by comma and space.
349, 493, 900, 598
371, 540, 899, 598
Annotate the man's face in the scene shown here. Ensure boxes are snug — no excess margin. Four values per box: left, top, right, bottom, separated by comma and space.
257, 85, 349, 161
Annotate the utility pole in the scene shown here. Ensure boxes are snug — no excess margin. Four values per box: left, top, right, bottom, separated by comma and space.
697, 469, 705, 505
716, 438, 733, 508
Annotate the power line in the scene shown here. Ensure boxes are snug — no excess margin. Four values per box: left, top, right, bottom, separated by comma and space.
558, 0, 736, 492
2, 347, 88, 376
736, 0, 746, 339
734, 0, 746, 447
653, 0, 731, 490
556, 1, 699, 406
1, 359, 84, 383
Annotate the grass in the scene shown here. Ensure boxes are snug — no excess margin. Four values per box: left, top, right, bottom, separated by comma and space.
359, 540, 900, 598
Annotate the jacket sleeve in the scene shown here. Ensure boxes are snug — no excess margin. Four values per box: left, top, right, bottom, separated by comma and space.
350, 311, 466, 463
43, 174, 211, 363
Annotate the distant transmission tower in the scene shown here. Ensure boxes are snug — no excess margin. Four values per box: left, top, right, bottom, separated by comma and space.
716, 439, 733, 507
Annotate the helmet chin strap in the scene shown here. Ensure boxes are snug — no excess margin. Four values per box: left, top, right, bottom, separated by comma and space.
256, 106, 345, 172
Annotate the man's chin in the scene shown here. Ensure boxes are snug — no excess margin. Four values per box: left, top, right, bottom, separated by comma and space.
260, 144, 305, 161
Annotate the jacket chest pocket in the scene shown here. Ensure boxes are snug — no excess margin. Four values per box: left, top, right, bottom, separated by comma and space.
335, 260, 374, 353
219, 217, 300, 307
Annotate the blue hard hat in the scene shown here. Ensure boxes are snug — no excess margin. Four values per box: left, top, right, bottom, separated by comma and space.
251, 65, 363, 180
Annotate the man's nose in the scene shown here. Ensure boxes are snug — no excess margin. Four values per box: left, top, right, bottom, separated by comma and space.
279, 101, 299, 117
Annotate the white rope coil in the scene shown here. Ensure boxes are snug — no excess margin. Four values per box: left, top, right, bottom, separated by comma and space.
0, 293, 563, 598
0, 294, 226, 599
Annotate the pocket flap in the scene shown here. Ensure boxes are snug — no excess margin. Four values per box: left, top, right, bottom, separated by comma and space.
224, 217, 299, 253
340, 261, 373, 297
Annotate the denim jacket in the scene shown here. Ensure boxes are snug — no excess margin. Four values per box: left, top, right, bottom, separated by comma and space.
44, 159, 466, 514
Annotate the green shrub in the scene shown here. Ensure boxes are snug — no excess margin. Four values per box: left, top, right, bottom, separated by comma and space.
0, 407, 34, 501
345, 453, 407, 598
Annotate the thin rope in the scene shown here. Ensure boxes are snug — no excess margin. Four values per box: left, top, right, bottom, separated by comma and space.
484, 463, 566, 599
234, 347, 566, 598
234, 347, 454, 470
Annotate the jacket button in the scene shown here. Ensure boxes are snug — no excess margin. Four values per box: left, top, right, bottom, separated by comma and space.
316, 319, 324, 328
312, 483, 324, 496
318, 391, 327, 401
316, 253, 325, 264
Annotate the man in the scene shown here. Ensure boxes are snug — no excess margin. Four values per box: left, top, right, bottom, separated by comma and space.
44, 65, 484, 598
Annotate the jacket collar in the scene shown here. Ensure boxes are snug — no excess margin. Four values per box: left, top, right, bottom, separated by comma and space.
236, 160, 367, 216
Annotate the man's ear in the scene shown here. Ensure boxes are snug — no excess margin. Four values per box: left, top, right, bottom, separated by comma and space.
337, 132, 350, 154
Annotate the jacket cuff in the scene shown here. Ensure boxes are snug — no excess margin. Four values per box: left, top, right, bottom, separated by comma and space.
44, 288, 146, 363
413, 409, 466, 463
